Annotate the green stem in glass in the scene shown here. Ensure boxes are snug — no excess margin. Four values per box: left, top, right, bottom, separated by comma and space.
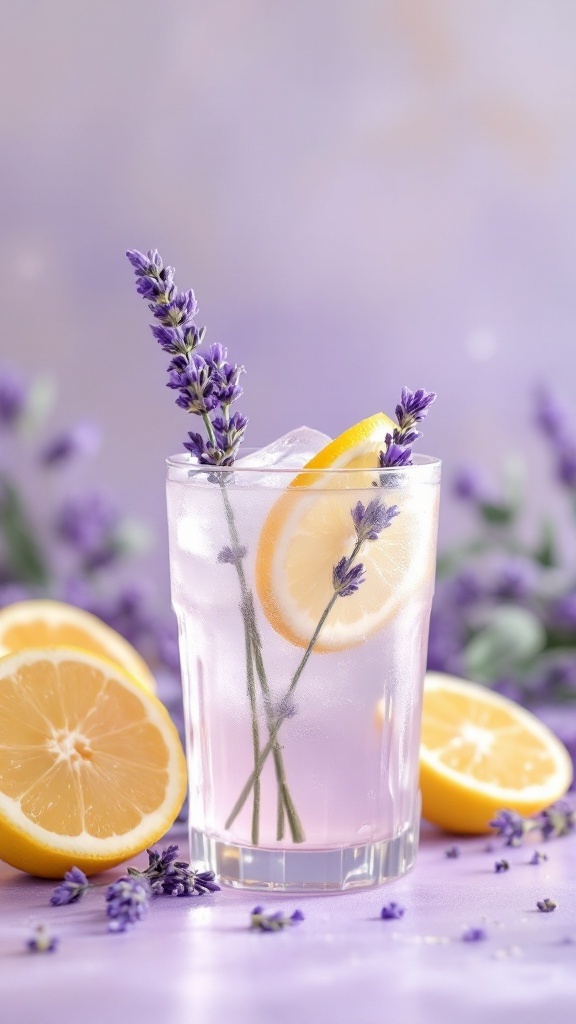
215, 465, 304, 843
225, 536, 364, 831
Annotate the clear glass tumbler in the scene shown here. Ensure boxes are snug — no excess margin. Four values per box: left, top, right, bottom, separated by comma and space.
167, 453, 441, 891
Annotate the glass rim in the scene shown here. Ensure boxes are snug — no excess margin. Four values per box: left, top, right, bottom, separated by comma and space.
166, 451, 441, 475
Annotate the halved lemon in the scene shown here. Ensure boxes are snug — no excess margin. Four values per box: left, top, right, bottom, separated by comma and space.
420, 671, 573, 834
0, 600, 156, 693
255, 413, 439, 650
0, 646, 187, 877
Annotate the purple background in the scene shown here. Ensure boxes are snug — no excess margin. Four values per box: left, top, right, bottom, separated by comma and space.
3, 1, 576, 600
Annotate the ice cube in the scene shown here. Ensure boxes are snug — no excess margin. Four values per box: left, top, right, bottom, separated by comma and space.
233, 426, 331, 476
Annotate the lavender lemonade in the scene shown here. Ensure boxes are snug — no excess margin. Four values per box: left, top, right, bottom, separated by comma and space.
128, 250, 441, 890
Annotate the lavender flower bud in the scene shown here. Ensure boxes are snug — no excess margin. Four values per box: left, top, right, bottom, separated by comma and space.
105, 876, 151, 932
333, 558, 365, 597
50, 866, 89, 906
351, 497, 399, 542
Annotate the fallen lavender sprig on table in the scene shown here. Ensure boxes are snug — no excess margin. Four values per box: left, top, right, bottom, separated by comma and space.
490, 801, 576, 847
250, 906, 304, 932
49, 844, 220, 933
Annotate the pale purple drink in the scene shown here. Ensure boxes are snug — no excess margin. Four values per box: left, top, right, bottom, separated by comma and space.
167, 441, 440, 891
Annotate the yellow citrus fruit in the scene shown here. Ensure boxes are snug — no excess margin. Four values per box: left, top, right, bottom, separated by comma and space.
255, 412, 438, 650
0, 600, 156, 693
0, 646, 187, 877
419, 671, 573, 834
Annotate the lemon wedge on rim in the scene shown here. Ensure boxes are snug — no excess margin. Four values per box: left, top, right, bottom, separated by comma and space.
255, 413, 439, 651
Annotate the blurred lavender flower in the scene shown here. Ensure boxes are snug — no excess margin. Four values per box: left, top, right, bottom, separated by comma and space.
536, 898, 558, 913
462, 926, 487, 942
489, 810, 532, 846
494, 858, 510, 873
0, 369, 26, 427
250, 906, 304, 931
529, 850, 548, 865
105, 876, 151, 932
537, 800, 576, 840
40, 421, 101, 467
27, 925, 59, 953
445, 845, 461, 859
55, 492, 118, 555
453, 466, 491, 503
126, 249, 247, 466
381, 902, 405, 920
50, 866, 89, 906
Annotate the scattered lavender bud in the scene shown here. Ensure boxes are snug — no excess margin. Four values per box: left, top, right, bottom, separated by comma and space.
250, 906, 304, 931
381, 902, 405, 920
494, 859, 510, 873
462, 926, 487, 942
536, 898, 558, 913
50, 866, 89, 906
529, 851, 548, 865
27, 925, 59, 953
445, 845, 461, 859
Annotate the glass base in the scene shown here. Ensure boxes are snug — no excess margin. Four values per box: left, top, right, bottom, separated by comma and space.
189, 820, 419, 893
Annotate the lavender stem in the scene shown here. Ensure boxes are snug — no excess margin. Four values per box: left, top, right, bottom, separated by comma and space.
225, 536, 364, 831
217, 476, 304, 843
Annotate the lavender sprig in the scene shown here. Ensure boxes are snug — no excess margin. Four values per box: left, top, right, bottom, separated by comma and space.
379, 387, 436, 469
490, 802, 575, 846
126, 249, 247, 466
130, 844, 221, 897
128, 249, 304, 845
226, 386, 435, 833
225, 495, 399, 831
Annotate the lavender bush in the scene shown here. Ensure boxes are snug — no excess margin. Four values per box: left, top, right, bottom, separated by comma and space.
429, 386, 576, 769
0, 365, 178, 681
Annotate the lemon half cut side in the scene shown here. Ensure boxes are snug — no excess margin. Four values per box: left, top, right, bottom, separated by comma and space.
0, 646, 187, 877
420, 671, 573, 834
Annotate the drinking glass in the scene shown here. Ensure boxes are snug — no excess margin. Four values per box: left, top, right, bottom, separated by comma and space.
167, 453, 441, 891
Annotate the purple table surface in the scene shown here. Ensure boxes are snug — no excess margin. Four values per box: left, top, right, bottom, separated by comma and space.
1, 820, 575, 1024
